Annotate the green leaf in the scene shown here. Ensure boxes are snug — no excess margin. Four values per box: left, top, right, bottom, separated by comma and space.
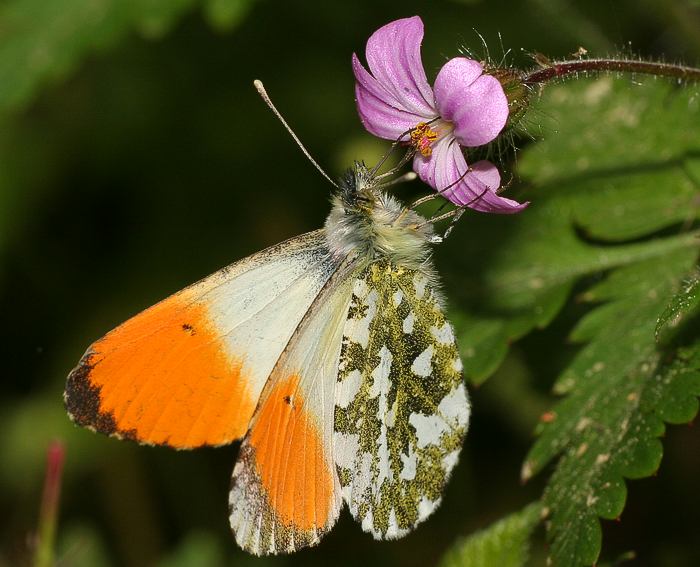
439, 502, 542, 567
447, 76, 700, 565
452, 314, 509, 384
518, 77, 700, 185
450, 208, 697, 384
524, 255, 700, 565
449, 76, 700, 384
656, 268, 700, 342
500, 77, 700, 566
536, 345, 700, 566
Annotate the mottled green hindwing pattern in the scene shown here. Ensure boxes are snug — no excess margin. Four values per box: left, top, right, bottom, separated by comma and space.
333, 259, 469, 539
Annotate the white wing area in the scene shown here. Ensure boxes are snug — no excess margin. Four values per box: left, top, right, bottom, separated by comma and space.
197, 230, 338, 399
229, 264, 356, 555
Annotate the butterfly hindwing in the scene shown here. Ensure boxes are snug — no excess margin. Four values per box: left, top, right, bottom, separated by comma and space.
65, 230, 339, 449
333, 260, 469, 538
229, 261, 356, 555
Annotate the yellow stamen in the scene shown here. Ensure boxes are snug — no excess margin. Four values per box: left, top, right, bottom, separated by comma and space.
410, 122, 438, 157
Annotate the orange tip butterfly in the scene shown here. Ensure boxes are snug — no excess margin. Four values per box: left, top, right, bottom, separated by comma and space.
64, 80, 470, 555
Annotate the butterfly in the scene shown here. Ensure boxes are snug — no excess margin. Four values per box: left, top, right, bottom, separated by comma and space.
64, 83, 470, 556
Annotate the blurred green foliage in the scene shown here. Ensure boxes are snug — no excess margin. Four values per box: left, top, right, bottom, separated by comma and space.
440, 503, 542, 567
1, 1, 699, 566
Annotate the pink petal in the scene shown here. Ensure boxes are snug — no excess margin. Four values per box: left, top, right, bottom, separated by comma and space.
467, 161, 528, 213
469, 160, 501, 190
434, 58, 509, 147
353, 54, 426, 140
362, 16, 436, 118
413, 137, 527, 213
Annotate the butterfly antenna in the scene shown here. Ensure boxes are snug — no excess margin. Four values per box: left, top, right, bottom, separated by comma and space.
254, 80, 338, 189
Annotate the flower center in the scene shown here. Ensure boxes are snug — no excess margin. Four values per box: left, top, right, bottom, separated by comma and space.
409, 122, 439, 157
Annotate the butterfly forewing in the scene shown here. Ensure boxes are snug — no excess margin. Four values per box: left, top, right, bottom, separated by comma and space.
333, 260, 469, 538
229, 260, 357, 555
65, 230, 338, 449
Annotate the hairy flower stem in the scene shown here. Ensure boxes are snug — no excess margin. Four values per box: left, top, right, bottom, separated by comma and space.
522, 58, 700, 86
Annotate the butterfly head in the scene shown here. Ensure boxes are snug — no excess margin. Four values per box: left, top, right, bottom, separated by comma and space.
335, 161, 380, 213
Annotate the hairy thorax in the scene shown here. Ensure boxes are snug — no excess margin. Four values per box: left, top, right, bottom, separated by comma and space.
324, 190, 438, 275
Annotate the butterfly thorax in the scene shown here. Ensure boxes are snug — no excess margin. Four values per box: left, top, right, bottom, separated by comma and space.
324, 163, 436, 275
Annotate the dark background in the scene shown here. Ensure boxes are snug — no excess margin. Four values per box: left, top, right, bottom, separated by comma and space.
1, 1, 699, 565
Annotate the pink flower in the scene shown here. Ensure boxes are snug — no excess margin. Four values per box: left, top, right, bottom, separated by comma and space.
353, 16, 527, 213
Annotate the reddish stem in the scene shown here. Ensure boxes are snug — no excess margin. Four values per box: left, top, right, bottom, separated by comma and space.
522, 58, 700, 86
41, 442, 65, 518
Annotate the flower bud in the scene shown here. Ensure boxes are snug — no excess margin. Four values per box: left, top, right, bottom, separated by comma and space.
487, 67, 531, 129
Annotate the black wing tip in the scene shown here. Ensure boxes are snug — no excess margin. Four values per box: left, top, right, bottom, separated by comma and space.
64, 351, 121, 437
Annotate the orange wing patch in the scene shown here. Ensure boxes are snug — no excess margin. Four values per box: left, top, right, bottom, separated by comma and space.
248, 374, 334, 532
65, 290, 256, 448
